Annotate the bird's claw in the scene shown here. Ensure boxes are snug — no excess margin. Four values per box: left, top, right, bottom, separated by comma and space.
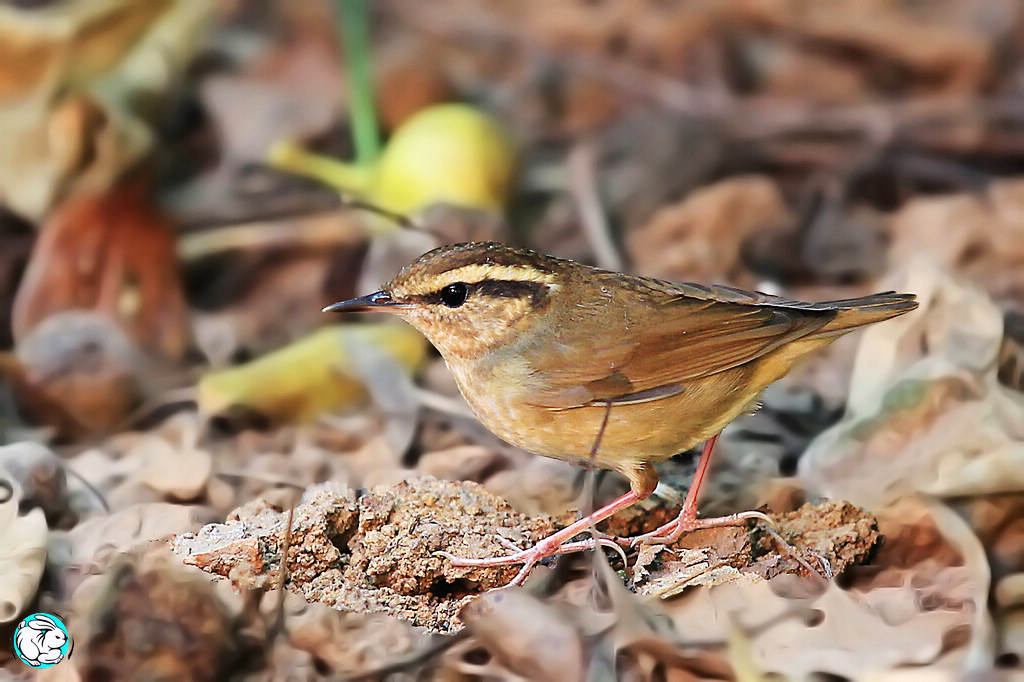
435, 530, 633, 588
631, 509, 775, 547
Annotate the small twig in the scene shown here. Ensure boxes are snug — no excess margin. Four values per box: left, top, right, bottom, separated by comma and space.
63, 465, 111, 514
178, 198, 419, 263
333, 632, 469, 682
413, 387, 477, 420
649, 559, 733, 600
269, 497, 298, 640
583, 401, 617, 582
177, 211, 363, 262
567, 142, 623, 272
759, 523, 829, 579
582, 400, 614, 520
338, 194, 421, 231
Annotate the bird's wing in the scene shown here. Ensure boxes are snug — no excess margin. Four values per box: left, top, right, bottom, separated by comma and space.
527, 280, 836, 409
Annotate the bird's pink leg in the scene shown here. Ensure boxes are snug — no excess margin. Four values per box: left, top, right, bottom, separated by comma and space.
438, 488, 643, 587
632, 434, 770, 545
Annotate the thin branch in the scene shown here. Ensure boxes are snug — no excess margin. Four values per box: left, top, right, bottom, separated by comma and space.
568, 142, 623, 272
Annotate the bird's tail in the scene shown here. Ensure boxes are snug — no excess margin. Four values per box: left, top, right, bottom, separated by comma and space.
811, 292, 918, 337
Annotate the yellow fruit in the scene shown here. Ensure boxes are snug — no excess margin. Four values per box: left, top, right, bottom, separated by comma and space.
370, 103, 515, 215
268, 103, 515, 219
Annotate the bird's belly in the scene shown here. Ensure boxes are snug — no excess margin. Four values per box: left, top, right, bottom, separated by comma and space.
450, 360, 765, 476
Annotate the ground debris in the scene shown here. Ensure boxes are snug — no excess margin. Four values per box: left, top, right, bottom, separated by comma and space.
632, 500, 881, 598
172, 476, 556, 632
174, 474, 881, 632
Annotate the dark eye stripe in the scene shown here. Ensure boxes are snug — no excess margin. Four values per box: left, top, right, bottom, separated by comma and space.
414, 279, 549, 307
474, 279, 544, 300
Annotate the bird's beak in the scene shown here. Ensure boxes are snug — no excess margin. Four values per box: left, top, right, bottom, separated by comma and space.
322, 290, 406, 313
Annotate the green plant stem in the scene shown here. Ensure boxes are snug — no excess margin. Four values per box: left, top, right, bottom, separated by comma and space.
335, 0, 380, 166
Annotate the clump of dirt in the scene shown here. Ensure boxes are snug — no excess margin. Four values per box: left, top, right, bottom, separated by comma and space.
173, 478, 880, 631
172, 477, 556, 632
753, 499, 882, 575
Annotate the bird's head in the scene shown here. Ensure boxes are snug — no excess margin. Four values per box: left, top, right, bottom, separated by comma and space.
324, 242, 566, 359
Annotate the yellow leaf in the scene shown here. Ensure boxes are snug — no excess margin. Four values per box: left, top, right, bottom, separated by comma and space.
197, 323, 426, 423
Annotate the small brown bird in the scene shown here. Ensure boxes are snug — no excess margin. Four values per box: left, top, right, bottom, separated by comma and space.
326, 242, 917, 584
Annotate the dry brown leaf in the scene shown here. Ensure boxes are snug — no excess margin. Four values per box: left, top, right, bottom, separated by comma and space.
284, 592, 424, 677
13, 177, 190, 361
627, 175, 790, 286
665, 575, 970, 678
726, 0, 1000, 93
0, 0, 210, 219
887, 179, 1024, 303
418, 444, 512, 486
134, 434, 212, 502
66, 550, 238, 682
751, 42, 867, 103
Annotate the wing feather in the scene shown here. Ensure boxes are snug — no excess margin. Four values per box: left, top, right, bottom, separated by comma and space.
526, 279, 835, 409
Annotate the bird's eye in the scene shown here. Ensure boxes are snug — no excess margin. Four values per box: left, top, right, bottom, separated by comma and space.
440, 282, 469, 308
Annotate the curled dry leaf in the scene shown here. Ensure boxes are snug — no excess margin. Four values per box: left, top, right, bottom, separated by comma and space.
0, 472, 48, 623
197, 322, 427, 424
12, 177, 190, 362
569, 556, 736, 682
800, 258, 1024, 508
284, 593, 424, 677
666, 570, 973, 679
172, 478, 557, 633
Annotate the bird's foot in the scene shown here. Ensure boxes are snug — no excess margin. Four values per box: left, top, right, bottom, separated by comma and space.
438, 489, 648, 587
437, 532, 626, 587
630, 509, 774, 547
630, 510, 831, 579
